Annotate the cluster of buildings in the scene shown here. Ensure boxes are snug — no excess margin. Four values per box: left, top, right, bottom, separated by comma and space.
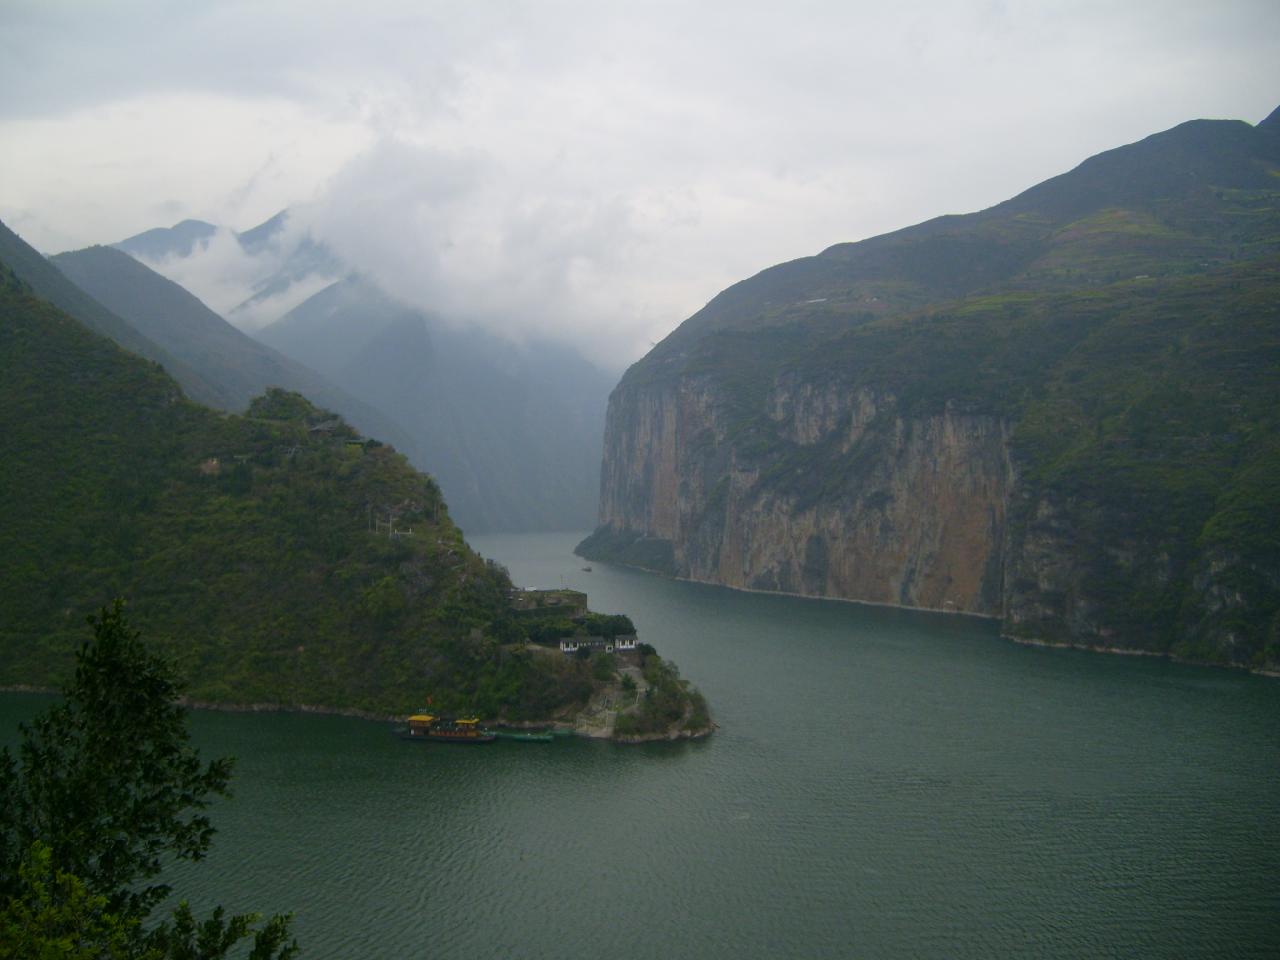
508, 588, 639, 656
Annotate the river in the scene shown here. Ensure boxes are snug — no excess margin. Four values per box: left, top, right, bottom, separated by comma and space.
4, 530, 1278, 958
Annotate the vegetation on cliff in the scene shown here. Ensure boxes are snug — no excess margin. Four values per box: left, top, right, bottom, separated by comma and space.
507, 611, 710, 738
613, 645, 711, 739
584, 110, 1280, 671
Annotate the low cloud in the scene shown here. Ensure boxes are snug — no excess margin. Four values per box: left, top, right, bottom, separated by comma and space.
133, 228, 265, 318
295, 138, 657, 365
133, 215, 340, 330
228, 271, 337, 331
5, 2, 1276, 367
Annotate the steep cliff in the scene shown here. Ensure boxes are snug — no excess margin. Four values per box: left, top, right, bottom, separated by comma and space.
582, 109, 1280, 671
592, 377, 1012, 614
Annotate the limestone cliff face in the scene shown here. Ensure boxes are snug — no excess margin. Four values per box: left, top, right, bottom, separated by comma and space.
594, 375, 1013, 615
592, 370, 1275, 649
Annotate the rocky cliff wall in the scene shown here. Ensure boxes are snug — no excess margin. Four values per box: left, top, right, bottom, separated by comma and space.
593, 376, 1014, 616
584, 360, 1279, 672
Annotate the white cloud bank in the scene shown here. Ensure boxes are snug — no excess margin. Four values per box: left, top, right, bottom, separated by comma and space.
1, 0, 1277, 366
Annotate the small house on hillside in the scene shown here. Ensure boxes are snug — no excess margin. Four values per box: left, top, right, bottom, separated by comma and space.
557, 634, 639, 656
560, 636, 609, 654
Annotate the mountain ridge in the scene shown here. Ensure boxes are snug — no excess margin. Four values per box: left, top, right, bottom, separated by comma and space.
1, 237, 673, 724
115, 219, 218, 260
584, 105, 1280, 671
106, 212, 611, 533
0, 219, 231, 409
647, 114, 1280, 363
50, 244, 418, 457
257, 275, 612, 532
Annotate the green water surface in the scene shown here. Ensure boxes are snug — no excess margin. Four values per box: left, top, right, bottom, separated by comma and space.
4, 531, 1278, 959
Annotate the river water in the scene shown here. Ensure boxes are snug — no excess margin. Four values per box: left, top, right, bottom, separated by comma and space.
4, 531, 1278, 958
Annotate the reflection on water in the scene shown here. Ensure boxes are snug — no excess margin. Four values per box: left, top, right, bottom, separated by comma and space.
5, 531, 1278, 959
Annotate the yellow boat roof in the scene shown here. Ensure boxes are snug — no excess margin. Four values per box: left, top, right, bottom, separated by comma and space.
408, 714, 435, 722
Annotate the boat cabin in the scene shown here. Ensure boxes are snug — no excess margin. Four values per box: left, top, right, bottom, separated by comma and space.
403, 713, 494, 742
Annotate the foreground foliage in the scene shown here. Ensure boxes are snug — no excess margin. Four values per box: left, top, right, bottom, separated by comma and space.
0, 603, 296, 959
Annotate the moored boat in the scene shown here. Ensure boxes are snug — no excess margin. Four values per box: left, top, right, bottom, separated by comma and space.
399, 714, 497, 744
494, 729, 554, 742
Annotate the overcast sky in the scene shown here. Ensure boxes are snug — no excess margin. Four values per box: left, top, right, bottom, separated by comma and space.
1, 0, 1277, 367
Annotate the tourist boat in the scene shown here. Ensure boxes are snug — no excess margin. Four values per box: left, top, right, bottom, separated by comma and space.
400, 714, 496, 744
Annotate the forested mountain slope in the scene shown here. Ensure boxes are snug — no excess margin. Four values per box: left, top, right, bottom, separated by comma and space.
0, 257, 601, 718
582, 107, 1280, 671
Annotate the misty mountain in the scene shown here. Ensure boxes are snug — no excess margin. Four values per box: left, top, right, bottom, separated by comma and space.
114, 209, 614, 533
115, 218, 218, 260
257, 276, 612, 533
116, 211, 344, 321
0, 218, 231, 409
224, 210, 344, 318
48, 244, 417, 454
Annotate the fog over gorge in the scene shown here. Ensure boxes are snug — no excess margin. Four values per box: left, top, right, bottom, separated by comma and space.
124, 139, 652, 371
125, 219, 335, 331
3, 1, 1277, 367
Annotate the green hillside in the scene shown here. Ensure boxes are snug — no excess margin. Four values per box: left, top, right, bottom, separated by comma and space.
0, 258, 616, 719
649, 116, 1280, 358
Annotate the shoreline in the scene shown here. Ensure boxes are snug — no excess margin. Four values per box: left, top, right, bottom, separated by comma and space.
1006, 636, 1164, 657
177, 701, 710, 742
613, 721, 717, 744
673, 572, 1001, 621
0, 686, 711, 742
577, 555, 1278, 679
575, 543, 997, 621
1005, 634, 1279, 677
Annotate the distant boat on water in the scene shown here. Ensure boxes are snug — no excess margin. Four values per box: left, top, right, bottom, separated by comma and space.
398, 714, 496, 744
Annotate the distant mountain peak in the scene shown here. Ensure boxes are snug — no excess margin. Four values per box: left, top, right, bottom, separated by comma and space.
235, 210, 291, 253
171, 218, 216, 230
1259, 103, 1280, 131
115, 219, 217, 260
